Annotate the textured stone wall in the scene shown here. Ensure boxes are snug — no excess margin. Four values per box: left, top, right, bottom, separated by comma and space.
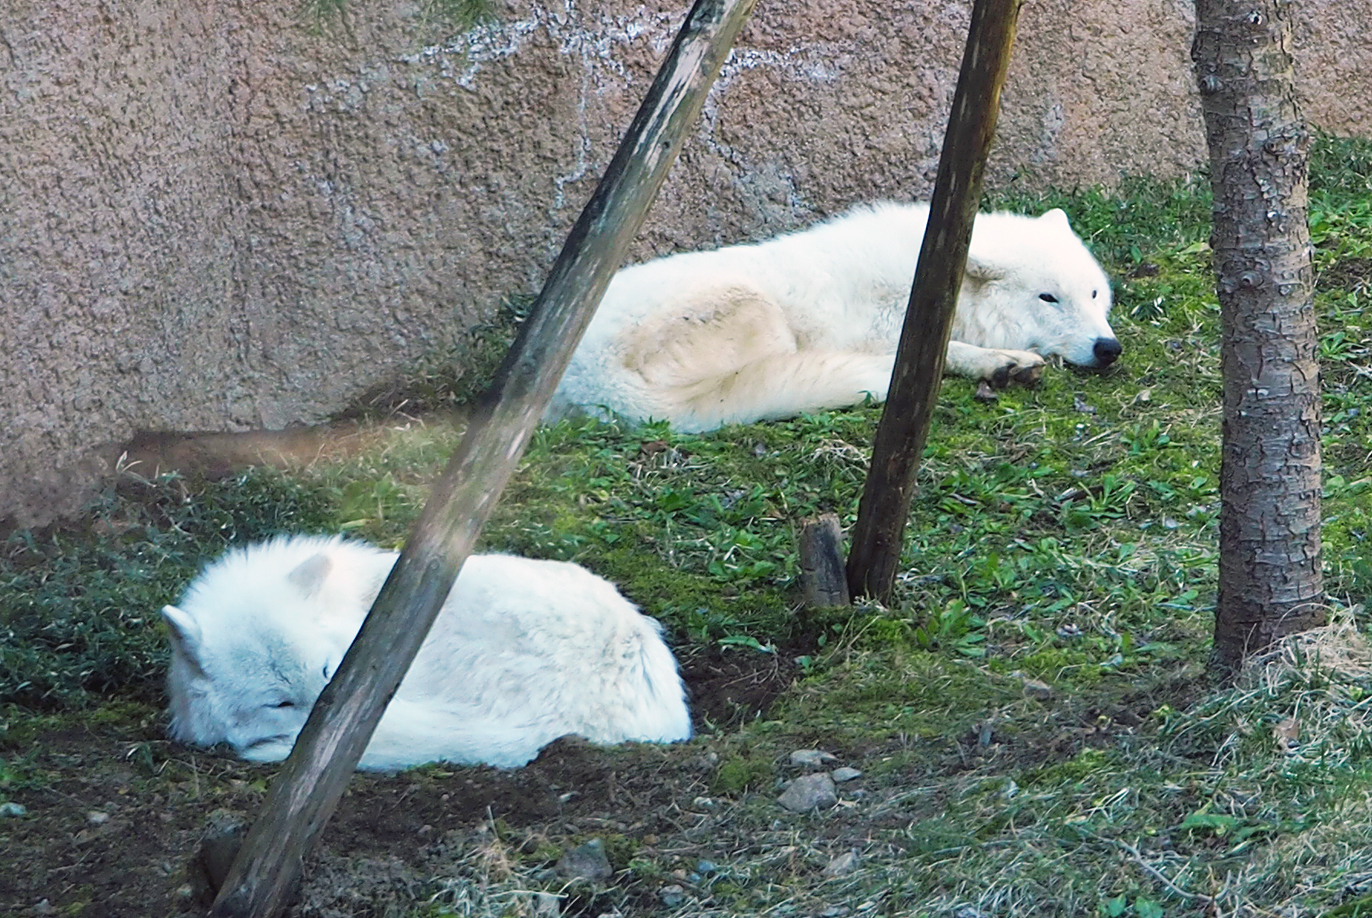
0, 0, 1363, 526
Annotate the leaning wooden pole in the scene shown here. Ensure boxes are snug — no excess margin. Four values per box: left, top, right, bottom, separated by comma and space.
845, 0, 1022, 601
207, 2, 757, 914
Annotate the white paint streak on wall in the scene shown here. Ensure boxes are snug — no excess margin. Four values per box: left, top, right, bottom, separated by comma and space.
697, 42, 847, 216
315, 5, 855, 237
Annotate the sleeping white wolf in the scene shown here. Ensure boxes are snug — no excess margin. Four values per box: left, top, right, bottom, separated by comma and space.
161, 535, 691, 771
549, 202, 1120, 432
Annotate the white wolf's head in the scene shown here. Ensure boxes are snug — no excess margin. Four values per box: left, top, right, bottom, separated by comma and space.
161, 536, 386, 763
958, 208, 1121, 369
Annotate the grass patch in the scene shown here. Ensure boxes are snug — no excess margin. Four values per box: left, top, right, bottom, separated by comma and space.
4, 136, 1372, 917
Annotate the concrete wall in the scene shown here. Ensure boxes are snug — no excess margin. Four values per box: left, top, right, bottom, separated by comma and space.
0, 0, 1364, 526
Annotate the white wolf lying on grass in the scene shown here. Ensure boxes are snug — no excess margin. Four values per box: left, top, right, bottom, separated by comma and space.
161, 535, 691, 771
549, 202, 1121, 432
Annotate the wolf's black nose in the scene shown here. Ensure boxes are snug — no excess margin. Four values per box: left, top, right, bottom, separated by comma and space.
1093, 337, 1122, 366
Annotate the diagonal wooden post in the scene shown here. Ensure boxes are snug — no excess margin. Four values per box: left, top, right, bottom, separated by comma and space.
845, 0, 1023, 602
206, 1, 757, 914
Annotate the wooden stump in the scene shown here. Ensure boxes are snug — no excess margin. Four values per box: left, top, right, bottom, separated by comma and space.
800, 514, 850, 609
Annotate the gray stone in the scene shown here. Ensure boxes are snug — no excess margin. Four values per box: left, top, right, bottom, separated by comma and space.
556, 838, 613, 882
831, 766, 863, 782
789, 748, 838, 769
659, 884, 687, 907
531, 892, 562, 917
822, 850, 860, 877
777, 773, 838, 812
1010, 671, 1055, 699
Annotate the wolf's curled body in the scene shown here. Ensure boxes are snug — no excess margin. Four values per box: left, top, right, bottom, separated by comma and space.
549, 202, 1121, 432
161, 536, 691, 771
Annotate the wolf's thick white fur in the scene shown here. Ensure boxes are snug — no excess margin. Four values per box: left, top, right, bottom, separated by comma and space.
162, 535, 691, 771
550, 202, 1120, 432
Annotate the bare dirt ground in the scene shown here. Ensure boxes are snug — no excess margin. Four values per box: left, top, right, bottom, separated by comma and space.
0, 647, 1202, 918
0, 645, 804, 918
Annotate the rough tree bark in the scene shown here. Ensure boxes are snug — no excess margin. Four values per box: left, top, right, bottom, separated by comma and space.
1192, 0, 1325, 674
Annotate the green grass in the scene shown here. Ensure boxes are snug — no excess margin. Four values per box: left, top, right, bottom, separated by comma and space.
5, 135, 1372, 917
0, 469, 338, 710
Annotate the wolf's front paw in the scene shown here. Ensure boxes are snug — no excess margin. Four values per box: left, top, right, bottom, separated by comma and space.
982, 349, 1046, 388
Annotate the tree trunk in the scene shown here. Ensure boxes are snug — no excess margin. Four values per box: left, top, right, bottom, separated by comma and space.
1192, 0, 1324, 674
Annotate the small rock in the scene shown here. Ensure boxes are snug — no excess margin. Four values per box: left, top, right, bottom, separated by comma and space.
531, 891, 561, 917
556, 838, 613, 882
789, 749, 838, 769
33, 899, 55, 916
690, 752, 719, 771
1011, 671, 1054, 699
87, 810, 110, 825
659, 884, 687, 907
777, 773, 838, 812
831, 766, 862, 782
0, 802, 27, 817
822, 850, 860, 877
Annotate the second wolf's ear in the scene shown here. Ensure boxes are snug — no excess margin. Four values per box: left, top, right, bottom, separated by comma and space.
163, 605, 208, 677
964, 250, 1007, 284
287, 553, 333, 598
1039, 208, 1071, 229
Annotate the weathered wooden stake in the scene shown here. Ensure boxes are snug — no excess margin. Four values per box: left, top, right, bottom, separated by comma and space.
845, 0, 1023, 602
799, 514, 850, 608
206, 2, 757, 914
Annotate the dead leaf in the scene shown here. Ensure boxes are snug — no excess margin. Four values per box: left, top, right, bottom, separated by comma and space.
1273, 717, 1300, 751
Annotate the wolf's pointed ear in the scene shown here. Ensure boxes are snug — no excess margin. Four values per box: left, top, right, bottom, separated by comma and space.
964, 250, 1007, 283
1040, 208, 1071, 228
287, 553, 332, 598
163, 605, 208, 677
